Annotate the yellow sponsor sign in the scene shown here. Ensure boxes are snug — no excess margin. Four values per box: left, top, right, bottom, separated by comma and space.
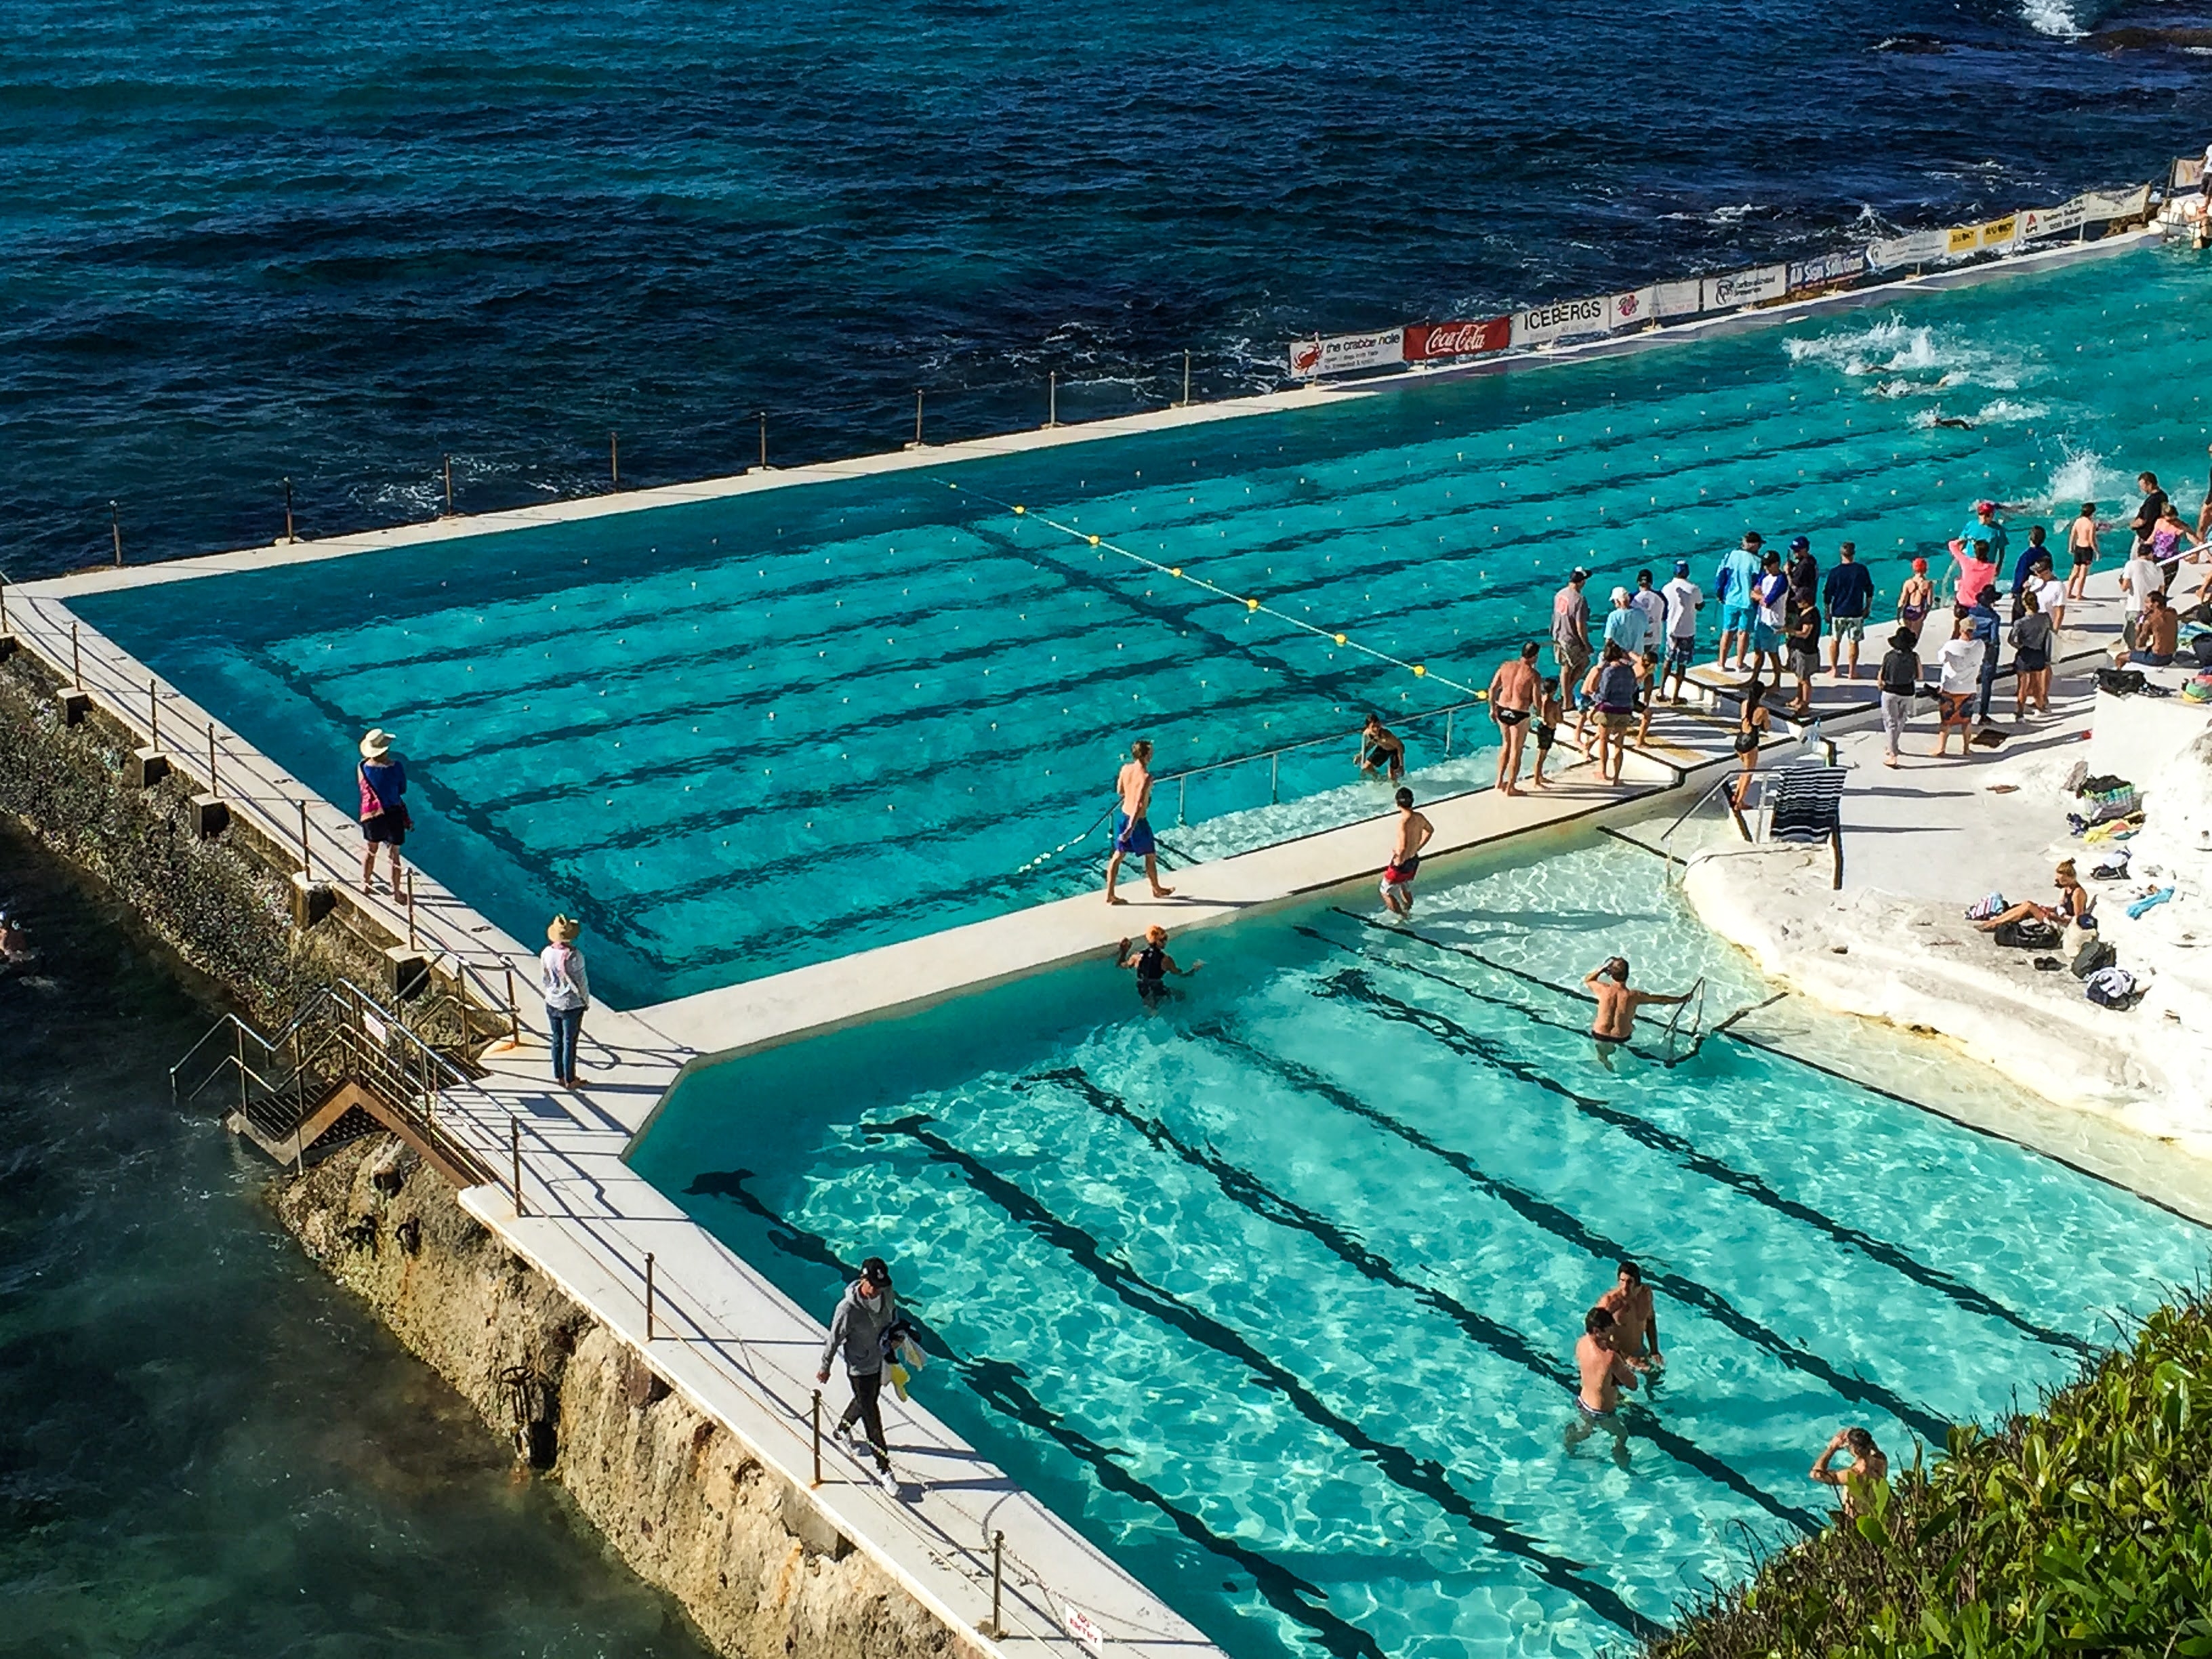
1946, 225, 1980, 254
1981, 215, 2017, 247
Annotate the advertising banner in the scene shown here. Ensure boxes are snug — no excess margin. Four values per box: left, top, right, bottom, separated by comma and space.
2020, 196, 2088, 241
1978, 214, 2018, 251
2175, 157, 2205, 190
1786, 249, 1867, 292
1699, 264, 1786, 312
1654, 278, 1702, 320
1511, 294, 1610, 348
1945, 225, 1980, 255
1606, 285, 1658, 330
1867, 229, 1948, 270
2081, 183, 2151, 222
1288, 328, 1404, 378
1402, 317, 1511, 361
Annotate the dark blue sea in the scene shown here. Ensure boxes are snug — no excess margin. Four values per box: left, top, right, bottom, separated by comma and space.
5, 0, 2212, 580
3, 3, 2211, 1648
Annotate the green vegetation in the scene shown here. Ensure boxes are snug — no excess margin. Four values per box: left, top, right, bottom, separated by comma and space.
1652, 1296, 2212, 1657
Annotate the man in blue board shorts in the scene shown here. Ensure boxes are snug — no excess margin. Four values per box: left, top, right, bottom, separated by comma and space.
1104, 739, 1176, 906
1714, 532, 1764, 671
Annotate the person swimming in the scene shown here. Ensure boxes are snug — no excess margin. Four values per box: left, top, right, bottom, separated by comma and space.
1583, 956, 1690, 1052
1115, 926, 1200, 1008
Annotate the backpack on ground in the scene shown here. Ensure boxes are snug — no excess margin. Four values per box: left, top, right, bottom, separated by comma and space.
2095, 668, 2147, 697
2085, 966, 2138, 1008
2069, 939, 2118, 979
1993, 917, 2062, 950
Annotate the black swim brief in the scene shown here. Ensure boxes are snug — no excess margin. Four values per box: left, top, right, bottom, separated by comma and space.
1494, 708, 1530, 726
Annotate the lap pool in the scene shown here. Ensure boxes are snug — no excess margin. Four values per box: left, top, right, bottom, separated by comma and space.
629, 836, 2207, 1658
72, 242, 2211, 1006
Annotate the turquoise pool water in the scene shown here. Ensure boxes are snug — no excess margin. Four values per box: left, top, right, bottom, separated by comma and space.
630, 838, 2208, 1659
76, 243, 2212, 1006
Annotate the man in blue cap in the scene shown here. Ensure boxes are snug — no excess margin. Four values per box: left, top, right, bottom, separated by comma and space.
1785, 536, 1820, 609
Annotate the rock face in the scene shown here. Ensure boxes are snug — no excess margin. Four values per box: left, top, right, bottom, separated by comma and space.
274, 1135, 967, 1659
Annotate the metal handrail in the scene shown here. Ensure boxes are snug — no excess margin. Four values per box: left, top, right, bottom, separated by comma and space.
1659, 774, 1751, 879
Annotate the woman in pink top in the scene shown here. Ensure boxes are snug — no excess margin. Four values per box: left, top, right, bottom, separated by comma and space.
1948, 537, 1999, 609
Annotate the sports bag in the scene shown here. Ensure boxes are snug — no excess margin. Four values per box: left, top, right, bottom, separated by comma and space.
2085, 966, 2137, 1008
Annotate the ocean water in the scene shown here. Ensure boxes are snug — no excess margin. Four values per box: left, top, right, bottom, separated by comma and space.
0, 822, 710, 1659
76, 241, 2212, 1006
632, 836, 2211, 1659
7, 0, 2212, 579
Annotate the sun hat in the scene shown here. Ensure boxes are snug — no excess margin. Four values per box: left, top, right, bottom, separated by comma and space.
1890, 628, 1917, 649
360, 728, 394, 758
1611, 586, 1630, 602
547, 914, 581, 943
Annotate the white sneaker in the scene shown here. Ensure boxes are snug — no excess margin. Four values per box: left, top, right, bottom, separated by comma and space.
875, 1464, 899, 1494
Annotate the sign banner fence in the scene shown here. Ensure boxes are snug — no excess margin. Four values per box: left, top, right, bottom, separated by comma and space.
1403, 318, 1510, 361
1283, 178, 2156, 377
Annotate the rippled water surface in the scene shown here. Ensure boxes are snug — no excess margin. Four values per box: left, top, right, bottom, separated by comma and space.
0, 823, 709, 1659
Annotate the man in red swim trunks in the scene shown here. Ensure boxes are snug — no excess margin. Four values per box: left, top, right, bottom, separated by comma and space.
1379, 788, 1434, 918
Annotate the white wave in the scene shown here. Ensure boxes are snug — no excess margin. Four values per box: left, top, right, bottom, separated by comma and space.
1786, 314, 2032, 389
1709, 203, 1759, 224
2020, 0, 2087, 38
2042, 443, 2133, 511
1974, 398, 2048, 426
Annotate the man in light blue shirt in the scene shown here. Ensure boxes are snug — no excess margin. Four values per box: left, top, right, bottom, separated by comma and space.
1961, 500, 2007, 569
1602, 586, 1647, 657
1715, 532, 1765, 670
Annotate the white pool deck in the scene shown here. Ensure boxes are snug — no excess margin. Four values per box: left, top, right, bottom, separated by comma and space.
0, 220, 2183, 1658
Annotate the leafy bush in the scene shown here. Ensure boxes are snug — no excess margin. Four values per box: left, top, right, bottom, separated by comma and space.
1651, 1296, 2212, 1657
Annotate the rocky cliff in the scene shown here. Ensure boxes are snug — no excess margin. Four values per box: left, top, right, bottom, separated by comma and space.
274, 1133, 968, 1659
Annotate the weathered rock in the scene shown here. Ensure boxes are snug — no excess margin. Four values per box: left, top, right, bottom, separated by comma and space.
274, 1136, 966, 1659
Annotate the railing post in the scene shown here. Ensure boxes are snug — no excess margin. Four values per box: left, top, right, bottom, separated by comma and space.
110, 499, 122, 567
406, 869, 417, 948
234, 1023, 247, 1119
207, 722, 218, 796
609, 429, 620, 489
510, 1115, 525, 1217
1269, 751, 1279, 805
1177, 774, 1187, 827
811, 1390, 823, 1487
70, 621, 81, 688
758, 410, 768, 471
1181, 349, 1191, 407
283, 475, 295, 544
504, 964, 520, 1042
1046, 371, 1059, 429
991, 1531, 1005, 1637
914, 388, 924, 447
442, 453, 453, 516
1444, 708, 1454, 756
644, 1251, 657, 1340
298, 801, 311, 878
147, 677, 159, 749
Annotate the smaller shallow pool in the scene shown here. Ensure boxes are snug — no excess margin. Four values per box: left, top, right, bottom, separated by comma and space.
632, 836, 2206, 1659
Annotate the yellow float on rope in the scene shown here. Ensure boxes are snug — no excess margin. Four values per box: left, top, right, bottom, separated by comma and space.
1476, 690, 1489, 701
1013, 505, 1025, 515
1246, 598, 1259, 611
1089, 535, 1100, 546
1170, 567, 1183, 577
1333, 633, 1347, 645
1412, 664, 1426, 677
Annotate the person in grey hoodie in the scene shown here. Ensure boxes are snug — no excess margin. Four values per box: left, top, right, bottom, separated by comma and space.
815, 1256, 898, 1487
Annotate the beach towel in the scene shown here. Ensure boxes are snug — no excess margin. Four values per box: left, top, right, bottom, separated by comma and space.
1965, 893, 2008, 921
2126, 886, 2176, 919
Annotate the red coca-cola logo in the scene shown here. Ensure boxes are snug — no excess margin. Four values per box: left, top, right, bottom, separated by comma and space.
1405, 318, 1509, 361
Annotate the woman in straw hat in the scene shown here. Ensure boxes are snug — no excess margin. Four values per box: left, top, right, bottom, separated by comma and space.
356, 729, 411, 897
541, 915, 591, 1089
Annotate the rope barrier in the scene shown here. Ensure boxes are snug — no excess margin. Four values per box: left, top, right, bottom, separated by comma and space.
933, 477, 1490, 701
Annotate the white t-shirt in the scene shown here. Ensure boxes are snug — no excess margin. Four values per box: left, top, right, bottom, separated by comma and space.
1662, 576, 1703, 638
1938, 636, 1986, 693
2123, 555, 2162, 613
1632, 588, 1667, 645
2032, 575, 2066, 618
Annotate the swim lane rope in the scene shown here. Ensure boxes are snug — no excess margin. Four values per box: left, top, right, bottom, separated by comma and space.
931, 478, 1488, 701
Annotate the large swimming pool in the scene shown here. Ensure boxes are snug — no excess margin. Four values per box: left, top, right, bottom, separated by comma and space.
75, 243, 2211, 1005
629, 836, 2207, 1659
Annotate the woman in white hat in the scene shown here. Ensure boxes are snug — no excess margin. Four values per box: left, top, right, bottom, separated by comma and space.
356, 729, 411, 897
541, 914, 591, 1089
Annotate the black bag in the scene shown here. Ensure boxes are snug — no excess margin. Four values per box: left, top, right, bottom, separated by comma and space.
2194, 634, 2212, 669
2095, 668, 2147, 697
1993, 918, 2062, 949
2070, 939, 2117, 979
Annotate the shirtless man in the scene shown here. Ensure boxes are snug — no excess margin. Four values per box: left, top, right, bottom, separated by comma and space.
1488, 643, 1541, 796
1810, 1427, 1890, 1517
1103, 739, 1175, 906
1379, 788, 1434, 918
1566, 1306, 1639, 1456
1595, 1261, 1664, 1372
1583, 956, 1689, 1052
1357, 714, 1407, 781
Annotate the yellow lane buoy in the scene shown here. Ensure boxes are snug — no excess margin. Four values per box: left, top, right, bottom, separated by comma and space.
1246, 598, 1260, 611
1333, 633, 1347, 645
1412, 664, 1426, 677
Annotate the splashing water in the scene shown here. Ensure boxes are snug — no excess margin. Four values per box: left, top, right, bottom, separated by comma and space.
2020, 0, 2088, 39
1784, 314, 2035, 391
2041, 442, 2134, 512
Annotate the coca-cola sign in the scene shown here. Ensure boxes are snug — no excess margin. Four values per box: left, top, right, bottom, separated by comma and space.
1403, 318, 1511, 361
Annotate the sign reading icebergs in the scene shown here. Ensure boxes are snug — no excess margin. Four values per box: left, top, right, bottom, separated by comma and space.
1511, 294, 1608, 348
1700, 264, 1786, 312
1403, 318, 1511, 361
1288, 328, 1405, 377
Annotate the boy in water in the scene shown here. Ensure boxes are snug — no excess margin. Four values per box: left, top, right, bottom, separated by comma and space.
1357, 714, 1407, 781
1379, 788, 1434, 918
1566, 1307, 1638, 1462
1810, 1428, 1890, 1517
1104, 739, 1176, 906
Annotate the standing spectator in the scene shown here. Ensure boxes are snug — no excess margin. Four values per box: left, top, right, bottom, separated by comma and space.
1631, 569, 1668, 656
1822, 542, 1874, 679
1966, 586, 2003, 726
2011, 590, 2054, 718
2008, 525, 2053, 613
1749, 550, 1788, 679
541, 915, 591, 1089
1589, 644, 1640, 785
356, 728, 411, 898
1896, 557, 1937, 643
2131, 472, 2169, 562
1959, 500, 2009, 571
1551, 568, 1593, 710
1660, 560, 1702, 703
815, 1257, 899, 1491
1784, 536, 1820, 608
1487, 642, 1540, 796
1715, 533, 1764, 671
1950, 538, 2000, 611
1934, 616, 1985, 758
2065, 501, 2101, 600
1602, 586, 1645, 658
1783, 589, 1821, 714
1876, 628, 1922, 769
1530, 676, 1563, 790
2031, 557, 2068, 635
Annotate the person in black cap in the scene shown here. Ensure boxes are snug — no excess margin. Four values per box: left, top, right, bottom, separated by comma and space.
1785, 537, 1820, 609
1551, 568, 1592, 713
817, 1256, 901, 1490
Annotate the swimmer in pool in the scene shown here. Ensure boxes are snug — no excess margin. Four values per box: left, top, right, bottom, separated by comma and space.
1115, 926, 1200, 1010
1595, 1261, 1663, 1374
1378, 788, 1434, 919
1583, 956, 1689, 1058
1810, 1427, 1891, 1517
1356, 714, 1407, 782
1565, 1306, 1637, 1462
